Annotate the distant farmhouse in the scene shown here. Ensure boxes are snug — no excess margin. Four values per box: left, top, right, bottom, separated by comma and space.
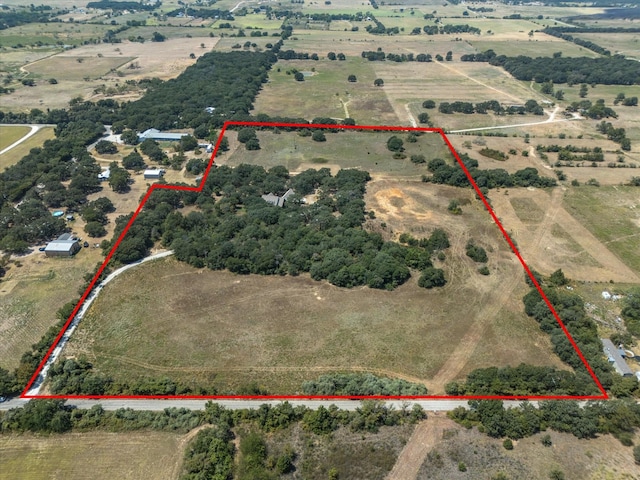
138, 128, 189, 142
261, 189, 294, 207
601, 338, 634, 377
144, 169, 165, 180
45, 233, 80, 257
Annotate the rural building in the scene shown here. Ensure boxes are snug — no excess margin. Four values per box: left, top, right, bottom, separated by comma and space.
44, 233, 80, 257
138, 128, 189, 142
261, 188, 294, 207
601, 338, 634, 377
144, 169, 165, 180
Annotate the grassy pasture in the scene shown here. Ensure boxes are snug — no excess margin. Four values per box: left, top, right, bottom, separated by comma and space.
221, 130, 447, 176
67, 177, 565, 394
469, 38, 599, 57
0, 23, 112, 47
563, 186, 640, 277
253, 58, 398, 125
0, 245, 104, 369
0, 432, 183, 480
573, 32, 640, 59
0, 125, 30, 151
26, 56, 134, 81
0, 127, 55, 172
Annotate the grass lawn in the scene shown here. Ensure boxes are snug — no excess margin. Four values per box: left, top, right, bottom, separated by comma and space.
563, 186, 640, 276
0, 125, 31, 151
0, 432, 184, 480
0, 127, 55, 172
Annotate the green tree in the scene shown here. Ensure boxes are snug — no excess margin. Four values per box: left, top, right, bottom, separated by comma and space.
179, 134, 198, 152
549, 269, 568, 286
120, 129, 139, 145
0, 367, 17, 397
107, 162, 130, 193
294, 71, 305, 81
347, 74, 357, 82
328, 52, 337, 60
152, 31, 166, 42
422, 100, 436, 109
503, 438, 514, 450
245, 138, 260, 150
634, 445, 640, 465
95, 140, 117, 154
418, 267, 446, 289
312, 130, 326, 142
84, 221, 107, 238
374, 78, 384, 86
579, 83, 589, 98
122, 150, 146, 170
237, 128, 257, 144
541, 81, 554, 95
418, 112, 430, 124
386, 136, 404, 152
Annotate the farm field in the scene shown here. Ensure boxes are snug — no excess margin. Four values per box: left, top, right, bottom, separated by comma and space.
0, 125, 30, 151
0, 127, 55, 172
468, 38, 599, 58
65, 175, 567, 395
221, 129, 448, 176
574, 32, 640, 59
0, 431, 184, 480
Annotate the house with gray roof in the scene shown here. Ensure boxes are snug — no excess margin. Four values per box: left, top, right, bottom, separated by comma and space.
602, 338, 634, 377
45, 233, 80, 257
138, 128, 189, 142
261, 189, 294, 207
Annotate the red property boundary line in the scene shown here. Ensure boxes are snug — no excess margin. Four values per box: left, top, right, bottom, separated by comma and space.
22, 122, 608, 401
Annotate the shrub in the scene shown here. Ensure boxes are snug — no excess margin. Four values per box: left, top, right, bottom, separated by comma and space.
312, 130, 326, 142
503, 438, 513, 450
411, 154, 426, 164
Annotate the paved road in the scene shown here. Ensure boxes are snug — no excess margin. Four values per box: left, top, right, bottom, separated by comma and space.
1, 397, 545, 412
25, 251, 175, 396
0, 124, 55, 155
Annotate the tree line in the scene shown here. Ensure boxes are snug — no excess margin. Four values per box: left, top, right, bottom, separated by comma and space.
422, 155, 557, 191
461, 49, 640, 85
438, 99, 544, 115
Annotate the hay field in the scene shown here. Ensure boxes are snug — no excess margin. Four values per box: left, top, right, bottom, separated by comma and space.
0, 432, 184, 480
66, 179, 565, 394
26, 56, 134, 81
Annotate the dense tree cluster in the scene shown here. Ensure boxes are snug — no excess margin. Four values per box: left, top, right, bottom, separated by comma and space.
166, 7, 234, 20
537, 144, 605, 162
360, 50, 434, 62
542, 27, 612, 56
522, 283, 615, 392
301, 373, 427, 395
596, 120, 631, 150
0, 7, 56, 30
450, 399, 640, 444
461, 50, 640, 85
422, 24, 481, 35
86, 1, 156, 10
439, 99, 543, 115
422, 155, 556, 190
621, 288, 640, 337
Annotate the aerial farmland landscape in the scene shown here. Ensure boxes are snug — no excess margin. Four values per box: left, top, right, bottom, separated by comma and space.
1, 0, 640, 478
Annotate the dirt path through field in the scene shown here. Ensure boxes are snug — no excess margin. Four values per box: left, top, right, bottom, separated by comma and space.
434, 60, 522, 103
387, 416, 456, 480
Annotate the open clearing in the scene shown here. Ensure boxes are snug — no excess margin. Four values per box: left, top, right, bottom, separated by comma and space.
221, 130, 448, 177
0, 125, 31, 151
65, 177, 565, 395
0, 246, 104, 369
0, 126, 55, 172
0, 431, 183, 480
414, 414, 640, 479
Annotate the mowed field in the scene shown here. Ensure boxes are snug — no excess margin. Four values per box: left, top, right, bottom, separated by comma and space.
0, 127, 55, 172
220, 130, 448, 176
66, 177, 566, 394
0, 432, 184, 480
0, 125, 30, 151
